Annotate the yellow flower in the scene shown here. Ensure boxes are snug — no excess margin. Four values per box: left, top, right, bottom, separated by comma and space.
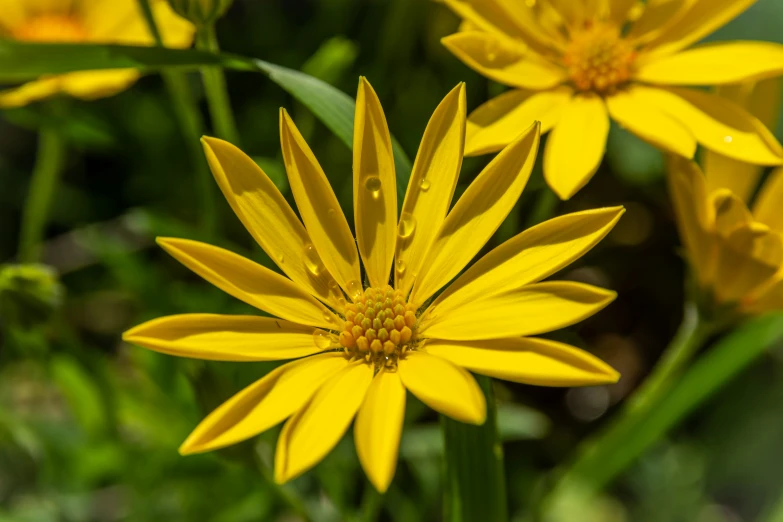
441, 0, 783, 199
0, 0, 194, 108
123, 78, 623, 492
669, 78, 783, 312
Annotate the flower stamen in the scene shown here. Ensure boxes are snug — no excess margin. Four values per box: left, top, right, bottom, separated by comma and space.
563, 23, 635, 93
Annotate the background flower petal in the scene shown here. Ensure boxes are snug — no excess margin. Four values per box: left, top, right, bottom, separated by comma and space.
753, 167, 783, 233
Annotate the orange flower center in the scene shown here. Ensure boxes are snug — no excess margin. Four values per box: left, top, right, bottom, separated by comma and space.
338, 285, 417, 369
12, 14, 87, 43
563, 23, 635, 93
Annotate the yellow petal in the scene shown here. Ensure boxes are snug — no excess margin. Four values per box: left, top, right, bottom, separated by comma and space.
606, 87, 696, 158
666, 157, 716, 286
712, 190, 752, 237
442, 0, 567, 54
410, 122, 540, 306
626, 0, 690, 46
156, 238, 340, 329
123, 314, 327, 361
179, 353, 349, 454
609, 0, 639, 25
423, 337, 619, 386
636, 42, 783, 86
398, 351, 486, 425
714, 222, 783, 303
274, 361, 373, 483
202, 137, 341, 309
754, 168, 783, 233
704, 79, 783, 203
0, 78, 62, 108
86, 0, 194, 48
745, 271, 783, 313
354, 78, 397, 289
419, 281, 616, 340
630, 86, 783, 165
395, 83, 466, 297
441, 32, 567, 90
642, 0, 756, 59
465, 86, 572, 156
354, 370, 406, 493
59, 70, 141, 100
429, 207, 625, 317
543, 94, 609, 200
279, 109, 362, 297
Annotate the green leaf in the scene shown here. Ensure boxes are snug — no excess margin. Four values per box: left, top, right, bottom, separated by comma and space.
544, 312, 783, 512
0, 41, 412, 200
441, 376, 507, 522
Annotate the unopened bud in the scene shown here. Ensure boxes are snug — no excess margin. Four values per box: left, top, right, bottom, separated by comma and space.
167, 0, 233, 27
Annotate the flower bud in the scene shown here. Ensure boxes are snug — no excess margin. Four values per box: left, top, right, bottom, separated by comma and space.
167, 0, 233, 27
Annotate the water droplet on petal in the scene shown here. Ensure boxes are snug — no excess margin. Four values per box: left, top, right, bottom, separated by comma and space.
396, 259, 406, 275
724, 135, 733, 143
277, 251, 285, 264
327, 208, 336, 217
303, 242, 324, 276
419, 179, 431, 192
365, 176, 382, 199
398, 212, 416, 239
313, 329, 333, 350
346, 279, 363, 300
322, 311, 334, 323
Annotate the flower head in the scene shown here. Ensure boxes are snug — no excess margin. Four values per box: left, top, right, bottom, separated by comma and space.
669, 78, 783, 313
442, 0, 783, 199
123, 78, 623, 492
0, 0, 194, 108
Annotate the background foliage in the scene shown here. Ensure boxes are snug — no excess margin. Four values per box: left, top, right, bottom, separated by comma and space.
3, 0, 783, 521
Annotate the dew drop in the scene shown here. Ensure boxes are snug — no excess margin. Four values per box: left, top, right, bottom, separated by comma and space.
313, 329, 333, 350
398, 212, 417, 239
346, 279, 363, 300
419, 179, 431, 192
724, 135, 733, 143
396, 258, 406, 275
364, 176, 382, 199
303, 242, 324, 276
327, 208, 336, 218
277, 251, 285, 264
322, 310, 334, 323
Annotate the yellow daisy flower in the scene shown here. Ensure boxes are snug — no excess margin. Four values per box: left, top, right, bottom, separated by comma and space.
123, 79, 623, 492
0, 0, 194, 108
669, 79, 783, 312
441, 0, 783, 199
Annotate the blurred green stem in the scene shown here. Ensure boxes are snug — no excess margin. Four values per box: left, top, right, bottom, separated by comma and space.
442, 375, 507, 522
138, 0, 217, 237
18, 126, 66, 263
525, 186, 559, 229
541, 301, 712, 510
196, 24, 240, 145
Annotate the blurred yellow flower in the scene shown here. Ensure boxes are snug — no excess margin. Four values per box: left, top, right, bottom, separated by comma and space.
0, 0, 194, 108
669, 78, 783, 313
123, 78, 622, 492
442, 0, 783, 199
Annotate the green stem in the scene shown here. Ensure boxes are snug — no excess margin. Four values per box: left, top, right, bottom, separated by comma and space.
196, 24, 240, 145
137, 0, 217, 237
442, 375, 507, 522
524, 186, 559, 229
540, 302, 712, 512
18, 127, 67, 263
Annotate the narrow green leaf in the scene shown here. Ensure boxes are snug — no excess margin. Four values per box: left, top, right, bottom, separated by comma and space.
441, 376, 507, 522
0, 41, 412, 199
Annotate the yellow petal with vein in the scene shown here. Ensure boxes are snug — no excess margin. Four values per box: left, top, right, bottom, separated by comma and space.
419, 281, 616, 340
354, 78, 396, 289
123, 314, 326, 361
202, 137, 341, 309
157, 238, 340, 329
754, 168, 783, 233
398, 351, 486, 424
180, 353, 348, 454
441, 32, 567, 90
424, 338, 619, 386
410, 122, 539, 306
630, 86, 783, 165
465, 87, 572, 156
641, 0, 756, 59
606, 88, 696, 158
429, 207, 625, 316
636, 42, 783, 86
543, 94, 609, 200
395, 83, 466, 297
275, 361, 373, 483
355, 370, 406, 493
280, 109, 362, 297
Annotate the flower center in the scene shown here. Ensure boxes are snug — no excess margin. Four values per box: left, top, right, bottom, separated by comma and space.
338, 285, 417, 369
12, 15, 87, 43
563, 23, 635, 93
